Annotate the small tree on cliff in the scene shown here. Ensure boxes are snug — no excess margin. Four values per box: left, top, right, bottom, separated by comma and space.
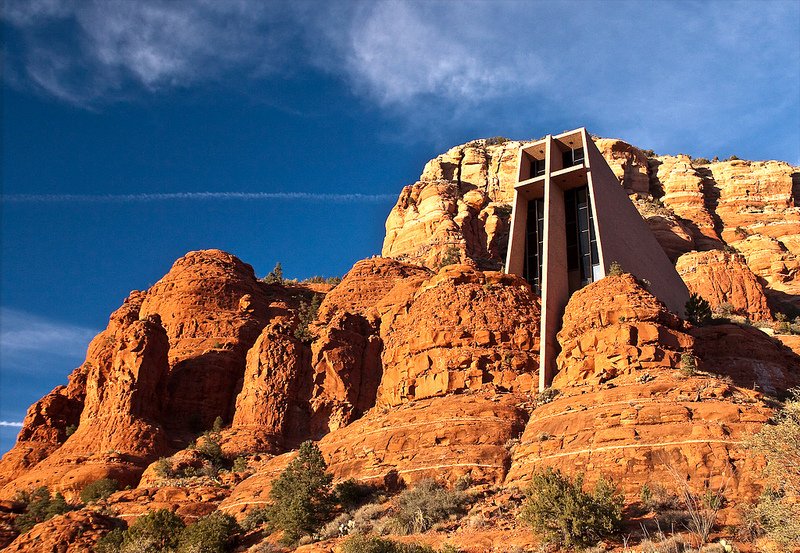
294, 294, 321, 343
685, 293, 712, 326
265, 441, 333, 544
263, 262, 284, 285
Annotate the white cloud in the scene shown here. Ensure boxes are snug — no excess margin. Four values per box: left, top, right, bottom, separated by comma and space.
0, 308, 98, 359
0, 421, 24, 428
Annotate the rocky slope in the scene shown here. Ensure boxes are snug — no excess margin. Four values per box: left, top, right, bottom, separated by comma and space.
1, 137, 799, 551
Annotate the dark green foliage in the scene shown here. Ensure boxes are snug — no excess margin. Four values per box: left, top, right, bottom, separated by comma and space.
642, 149, 657, 158
197, 432, 225, 468
341, 535, 437, 553
685, 293, 712, 326
65, 424, 77, 438
231, 456, 248, 473
262, 263, 284, 285
80, 478, 118, 504
265, 441, 333, 544
122, 509, 185, 552
176, 512, 239, 553
94, 527, 125, 553
519, 468, 623, 548
302, 275, 342, 286
438, 246, 461, 269
240, 507, 270, 532
484, 136, 509, 146
154, 457, 175, 478
389, 479, 468, 535
294, 295, 321, 343
680, 352, 697, 376
334, 479, 376, 510
13, 487, 71, 533
211, 416, 224, 433
494, 203, 512, 217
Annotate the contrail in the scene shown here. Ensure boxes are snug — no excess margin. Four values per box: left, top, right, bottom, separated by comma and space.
1, 192, 398, 203
0, 421, 23, 428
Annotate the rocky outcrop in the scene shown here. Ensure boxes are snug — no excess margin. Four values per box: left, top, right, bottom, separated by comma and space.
3, 510, 120, 553
676, 250, 772, 320
139, 249, 272, 435
508, 275, 781, 510
377, 265, 539, 407
594, 138, 651, 195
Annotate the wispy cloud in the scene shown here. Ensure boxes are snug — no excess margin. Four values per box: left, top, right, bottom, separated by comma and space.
0, 421, 24, 428
2, 0, 798, 159
0, 308, 97, 359
1, 192, 397, 203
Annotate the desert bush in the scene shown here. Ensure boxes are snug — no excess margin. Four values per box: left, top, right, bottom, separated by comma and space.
80, 478, 118, 504
262, 263, 284, 285
713, 302, 735, 318
484, 136, 509, 146
438, 246, 461, 269
176, 511, 239, 553
294, 295, 321, 343
263, 441, 334, 544
686, 293, 712, 326
388, 479, 468, 535
13, 487, 71, 533
231, 456, 248, 473
121, 509, 185, 552
608, 261, 625, 277
662, 466, 727, 546
197, 432, 225, 468
241, 507, 271, 532
153, 457, 175, 479
743, 389, 800, 545
340, 535, 437, 553
640, 482, 679, 513
95, 527, 126, 553
519, 468, 623, 548
693, 157, 711, 165
642, 149, 657, 158
65, 424, 77, 438
680, 353, 697, 377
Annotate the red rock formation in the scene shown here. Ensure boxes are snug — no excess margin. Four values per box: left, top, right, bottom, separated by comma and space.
676, 250, 772, 320
0, 291, 145, 488
377, 265, 539, 407
139, 249, 272, 435
3, 510, 120, 553
508, 275, 779, 510
594, 138, 650, 195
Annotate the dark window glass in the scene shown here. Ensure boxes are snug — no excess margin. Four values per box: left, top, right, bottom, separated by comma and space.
524, 198, 545, 293
562, 147, 585, 168
564, 185, 599, 291
531, 158, 546, 177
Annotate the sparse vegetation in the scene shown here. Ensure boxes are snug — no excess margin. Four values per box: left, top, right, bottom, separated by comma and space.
693, 157, 711, 165
263, 441, 334, 544
680, 352, 697, 377
13, 487, 71, 533
294, 294, 321, 343
341, 535, 460, 553
119, 508, 185, 552
533, 387, 559, 407
197, 430, 225, 469
608, 261, 625, 277
302, 275, 342, 286
663, 465, 727, 545
153, 456, 176, 479
713, 302, 735, 318
80, 478, 118, 504
743, 389, 800, 546
388, 479, 469, 535
519, 468, 623, 548
494, 203, 513, 217
438, 246, 461, 269
176, 511, 240, 553
484, 136, 509, 146
335, 479, 377, 510
232, 456, 248, 473
262, 262, 284, 285
728, 155, 740, 161
65, 424, 77, 438
642, 149, 657, 158
685, 293, 712, 326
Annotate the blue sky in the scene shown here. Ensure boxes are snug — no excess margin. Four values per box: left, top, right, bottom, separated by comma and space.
1, 0, 799, 454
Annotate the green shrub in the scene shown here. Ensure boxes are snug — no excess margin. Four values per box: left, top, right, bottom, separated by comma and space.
262, 263, 284, 285
80, 478, 118, 504
607, 261, 624, 277
680, 353, 697, 377
232, 456, 248, 473
519, 468, 623, 548
294, 295, 321, 343
744, 389, 800, 545
389, 479, 468, 535
197, 432, 225, 468
642, 149, 657, 158
153, 457, 175, 479
484, 136, 509, 146
95, 527, 125, 553
341, 535, 437, 553
241, 506, 270, 532
685, 293, 712, 326
264, 441, 334, 544
65, 424, 77, 438
13, 487, 71, 533
122, 509, 185, 552
177, 511, 239, 553
438, 246, 461, 269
